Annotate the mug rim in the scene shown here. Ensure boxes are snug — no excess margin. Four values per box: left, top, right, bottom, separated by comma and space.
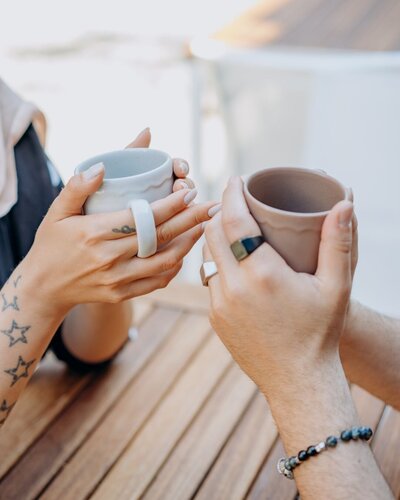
243, 166, 350, 218
74, 148, 172, 184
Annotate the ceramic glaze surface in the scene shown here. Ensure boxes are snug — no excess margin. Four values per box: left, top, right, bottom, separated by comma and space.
75, 149, 173, 214
244, 167, 350, 274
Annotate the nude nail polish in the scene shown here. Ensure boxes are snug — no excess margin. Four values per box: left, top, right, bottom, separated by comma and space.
82, 162, 105, 180
184, 189, 198, 205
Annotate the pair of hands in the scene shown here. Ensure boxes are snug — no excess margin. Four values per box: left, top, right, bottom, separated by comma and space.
25, 129, 219, 317
203, 176, 357, 398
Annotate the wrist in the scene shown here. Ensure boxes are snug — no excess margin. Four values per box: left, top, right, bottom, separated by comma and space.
17, 254, 70, 321
263, 355, 359, 455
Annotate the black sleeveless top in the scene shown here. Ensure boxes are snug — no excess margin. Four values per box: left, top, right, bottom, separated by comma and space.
0, 125, 111, 372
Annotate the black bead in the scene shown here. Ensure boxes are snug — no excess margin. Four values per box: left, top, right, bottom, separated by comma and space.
340, 429, 352, 442
326, 435, 338, 448
298, 450, 308, 461
351, 427, 360, 440
359, 426, 373, 440
289, 457, 298, 469
306, 445, 317, 457
285, 458, 292, 470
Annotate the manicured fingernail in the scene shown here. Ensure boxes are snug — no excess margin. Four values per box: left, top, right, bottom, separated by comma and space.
208, 204, 221, 217
138, 127, 150, 136
338, 201, 353, 228
82, 162, 105, 180
184, 188, 197, 205
178, 160, 189, 175
178, 180, 189, 190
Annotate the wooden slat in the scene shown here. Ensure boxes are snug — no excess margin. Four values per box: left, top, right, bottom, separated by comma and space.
246, 439, 298, 500
348, 0, 400, 51
0, 307, 181, 500
132, 298, 153, 325
372, 406, 400, 498
0, 355, 89, 478
215, 0, 399, 51
92, 334, 234, 500
194, 392, 277, 500
146, 283, 210, 313
0, 298, 152, 479
41, 313, 211, 500
141, 366, 256, 500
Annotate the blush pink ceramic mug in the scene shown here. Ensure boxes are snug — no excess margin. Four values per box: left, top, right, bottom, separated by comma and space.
243, 167, 352, 274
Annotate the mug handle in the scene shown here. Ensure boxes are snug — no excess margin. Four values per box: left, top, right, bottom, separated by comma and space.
128, 199, 157, 258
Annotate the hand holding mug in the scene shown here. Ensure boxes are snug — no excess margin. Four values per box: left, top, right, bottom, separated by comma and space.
24, 130, 220, 317
203, 177, 356, 397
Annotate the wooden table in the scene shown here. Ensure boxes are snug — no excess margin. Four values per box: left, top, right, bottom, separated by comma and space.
0, 284, 399, 499
215, 0, 400, 51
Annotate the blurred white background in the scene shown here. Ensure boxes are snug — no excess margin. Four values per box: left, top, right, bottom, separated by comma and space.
0, 0, 254, 177
1, 0, 399, 315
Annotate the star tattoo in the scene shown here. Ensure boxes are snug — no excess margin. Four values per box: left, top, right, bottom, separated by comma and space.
1, 293, 19, 312
0, 399, 16, 425
4, 356, 36, 387
1, 320, 31, 347
13, 275, 22, 288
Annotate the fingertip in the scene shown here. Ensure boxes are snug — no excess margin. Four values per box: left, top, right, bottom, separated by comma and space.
173, 179, 189, 192
337, 200, 354, 228
173, 159, 189, 177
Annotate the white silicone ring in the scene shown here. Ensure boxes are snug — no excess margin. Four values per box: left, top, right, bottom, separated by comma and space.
128, 199, 157, 258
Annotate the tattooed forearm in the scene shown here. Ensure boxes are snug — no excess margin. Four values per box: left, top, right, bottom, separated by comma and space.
4, 356, 36, 387
112, 225, 136, 234
1, 293, 19, 312
0, 399, 16, 425
1, 320, 31, 347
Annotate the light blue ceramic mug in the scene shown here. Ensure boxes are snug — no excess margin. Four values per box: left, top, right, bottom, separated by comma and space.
75, 148, 173, 258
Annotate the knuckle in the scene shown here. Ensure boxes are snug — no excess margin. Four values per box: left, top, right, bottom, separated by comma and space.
157, 223, 173, 244
92, 249, 113, 268
160, 253, 180, 273
108, 288, 124, 304
223, 213, 246, 233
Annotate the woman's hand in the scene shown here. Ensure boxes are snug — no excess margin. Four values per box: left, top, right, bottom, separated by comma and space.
203, 176, 355, 397
24, 157, 219, 320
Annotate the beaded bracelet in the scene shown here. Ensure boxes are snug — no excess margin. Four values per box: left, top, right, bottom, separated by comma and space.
277, 426, 373, 480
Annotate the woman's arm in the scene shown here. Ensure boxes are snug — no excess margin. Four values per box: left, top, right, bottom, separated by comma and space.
0, 266, 64, 425
340, 301, 400, 410
58, 128, 197, 365
0, 166, 219, 425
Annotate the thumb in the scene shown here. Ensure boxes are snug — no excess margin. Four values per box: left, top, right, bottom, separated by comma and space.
316, 200, 354, 288
126, 127, 151, 149
47, 162, 105, 221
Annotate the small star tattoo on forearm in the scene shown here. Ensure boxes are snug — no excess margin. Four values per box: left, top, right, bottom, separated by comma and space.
112, 225, 136, 235
1, 293, 19, 312
1, 320, 31, 347
0, 399, 16, 425
4, 356, 36, 387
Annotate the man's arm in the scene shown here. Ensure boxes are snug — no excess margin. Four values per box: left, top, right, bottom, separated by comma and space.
340, 301, 400, 410
266, 356, 393, 500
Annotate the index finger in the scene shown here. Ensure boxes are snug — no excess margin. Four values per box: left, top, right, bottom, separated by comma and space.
85, 187, 198, 240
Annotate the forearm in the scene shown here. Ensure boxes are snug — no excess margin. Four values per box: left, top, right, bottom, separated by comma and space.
340, 300, 400, 409
264, 356, 393, 500
61, 302, 132, 363
0, 266, 63, 426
